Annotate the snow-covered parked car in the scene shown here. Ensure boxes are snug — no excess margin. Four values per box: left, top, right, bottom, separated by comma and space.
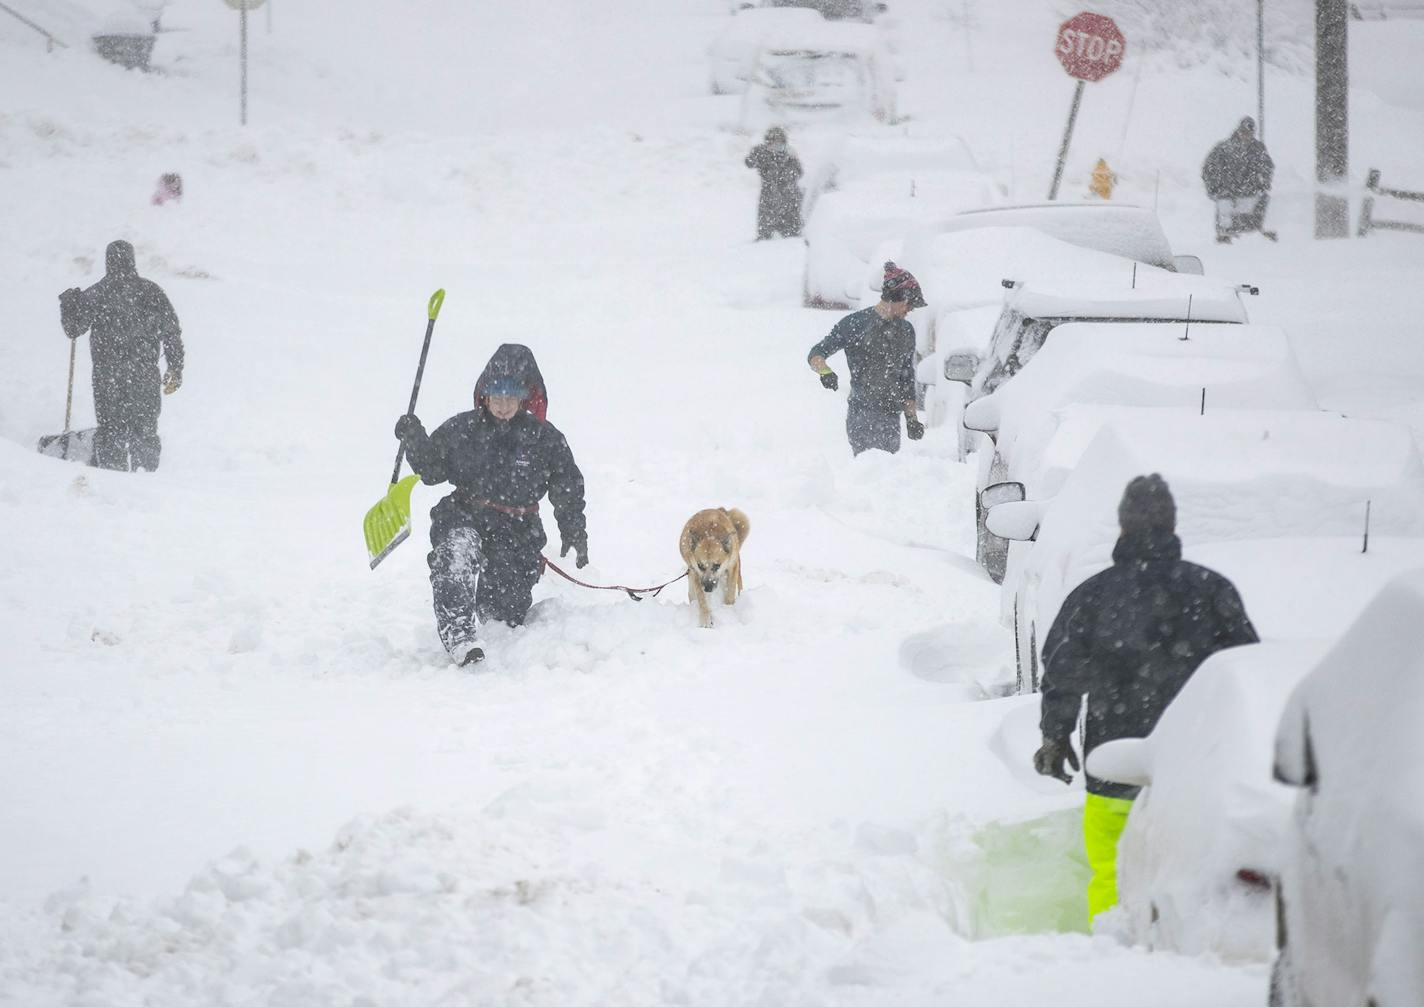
801, 170, 997, 308
739, 23, 898, 135
965, 323, 1317, 580
984, 410, 1424, 693
802, 131, 981, 204
1270, 569, 1424, 1007
760, 0, 887, 22
708, 7, 827, 95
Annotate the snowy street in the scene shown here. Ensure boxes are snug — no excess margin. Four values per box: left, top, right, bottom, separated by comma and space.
2, 0, 1422, 1002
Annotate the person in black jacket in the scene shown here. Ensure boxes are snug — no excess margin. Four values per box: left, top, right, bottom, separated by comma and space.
745, 127, 803, 240
1201, 117, 1276, 243
807, 261, 926, 455
59, 240, 184, 472
393, 344, 588, 666
1033, 474, 1259, 920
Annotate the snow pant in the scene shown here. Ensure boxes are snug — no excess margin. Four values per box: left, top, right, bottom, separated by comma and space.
1215, 194, 1269, 237
92, 364, 162, 472
757, 184, 802, 240
1084, 793, 1135, 920
427, 494, 547, 656
846, 399, 902, 456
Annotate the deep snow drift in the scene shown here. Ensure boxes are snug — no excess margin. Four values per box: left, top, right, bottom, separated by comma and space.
1, 0, 1422, 1002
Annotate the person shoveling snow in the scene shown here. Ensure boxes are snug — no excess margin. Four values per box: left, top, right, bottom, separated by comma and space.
54, 240, 184, 471
393, 344, 589, 667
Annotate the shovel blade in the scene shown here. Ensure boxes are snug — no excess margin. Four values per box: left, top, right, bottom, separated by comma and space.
364, 474, 422, 569
37, 428, 96, 465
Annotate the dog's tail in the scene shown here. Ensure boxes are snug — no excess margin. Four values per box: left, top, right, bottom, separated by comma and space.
725, 507, 750, 544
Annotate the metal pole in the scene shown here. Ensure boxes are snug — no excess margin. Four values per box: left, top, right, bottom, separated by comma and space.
1048, 80, 1086, 201
1315, 0, 1349, 238
240, 4, 248, 126
1257, 0, 1266, 138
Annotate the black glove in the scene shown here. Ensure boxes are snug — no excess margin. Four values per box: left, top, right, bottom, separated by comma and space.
1033, 737, 1080, 785
905, 415, 925, 440
394, 414, 425, 445
561, 537, 589, 569
819, 371, 839, 391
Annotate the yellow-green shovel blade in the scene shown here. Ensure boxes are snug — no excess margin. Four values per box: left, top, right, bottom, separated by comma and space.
364, 474, 421, 569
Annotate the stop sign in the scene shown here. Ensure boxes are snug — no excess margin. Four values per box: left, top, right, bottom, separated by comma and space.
1055, 12, 1126, 82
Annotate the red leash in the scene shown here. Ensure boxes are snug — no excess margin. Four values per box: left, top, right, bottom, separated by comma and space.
541, 555, 687, 601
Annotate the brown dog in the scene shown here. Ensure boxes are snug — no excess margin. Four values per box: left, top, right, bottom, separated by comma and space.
679, 507, 750, 628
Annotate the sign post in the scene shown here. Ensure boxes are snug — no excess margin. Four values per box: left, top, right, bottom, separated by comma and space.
223, 0, 267, 126
1048, 12, 1125, 200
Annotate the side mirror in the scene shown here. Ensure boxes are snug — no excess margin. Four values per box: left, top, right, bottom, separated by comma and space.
962, 394, 1001, 434
944, 352, 978, 384
979, 480, 1025, 509
1172, 254, 1205, 276
1087, 738, 1153, 788
985, 498, 1041, 541
1273, 710, 1319, 791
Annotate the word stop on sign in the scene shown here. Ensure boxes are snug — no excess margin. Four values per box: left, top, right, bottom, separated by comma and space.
1057, 30, 1123, 64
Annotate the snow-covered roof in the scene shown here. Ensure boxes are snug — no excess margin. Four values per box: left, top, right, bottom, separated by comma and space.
933, 203, 1177, 269
824, 132, 981, 185
804, 170, 996, 257
989, 324, 1317, 482
716, 6, 826, 45
1007, 269, 1249, 324
756, 19, 885, 56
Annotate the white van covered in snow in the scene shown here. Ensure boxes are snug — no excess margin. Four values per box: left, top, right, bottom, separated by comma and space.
739, 23, 897, 133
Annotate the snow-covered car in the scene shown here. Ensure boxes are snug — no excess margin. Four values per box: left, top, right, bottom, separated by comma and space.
708, 8, 827, 95
739, 23, 898, 134
965, 323, 1317, 580
966, 268, 1254, 405
801, 170, 997, 308
802, 131, 981, 203
760, 0, 887, 22
985, 410, 1424, 693
1270, 569, 1424, 1007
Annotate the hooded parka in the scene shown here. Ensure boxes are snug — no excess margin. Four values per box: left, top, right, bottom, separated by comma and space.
745, 133, 804, 240
399, 345, 586, 655
59, 240, 183, 471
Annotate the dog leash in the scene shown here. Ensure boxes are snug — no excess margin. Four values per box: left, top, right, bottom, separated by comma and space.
540, 555, 688, 601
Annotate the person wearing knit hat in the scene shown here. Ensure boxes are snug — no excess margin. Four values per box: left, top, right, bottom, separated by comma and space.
393, 344, 588, 667
806, 261, 926, 455
1034, 473, 1258, 922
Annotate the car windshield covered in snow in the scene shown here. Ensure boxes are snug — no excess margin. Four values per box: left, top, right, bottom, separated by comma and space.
757, 48, 865, 100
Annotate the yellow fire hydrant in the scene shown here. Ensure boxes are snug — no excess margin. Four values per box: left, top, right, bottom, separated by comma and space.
1089, 158, 1117, 200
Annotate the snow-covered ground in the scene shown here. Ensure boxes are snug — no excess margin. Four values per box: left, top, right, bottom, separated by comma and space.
1, 0, 1421, 1002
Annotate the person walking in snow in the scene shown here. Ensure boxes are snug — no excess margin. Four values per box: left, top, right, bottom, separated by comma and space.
393, 344, 588, 667
58, 239, 184, 472
1033, 474, 1258, 921
745, 127, 804, 240
1201, 116, 1276, 243
807, 261, 926, 455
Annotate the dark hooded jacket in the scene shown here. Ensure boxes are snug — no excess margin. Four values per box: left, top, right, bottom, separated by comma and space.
1039, 518, 1259, 799
403, 344, 586, 549
1202, 129, 1274, 199
60, 240, 183, 380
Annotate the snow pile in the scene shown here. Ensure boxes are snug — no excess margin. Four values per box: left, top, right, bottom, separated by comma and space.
1092, 0, 1315, 74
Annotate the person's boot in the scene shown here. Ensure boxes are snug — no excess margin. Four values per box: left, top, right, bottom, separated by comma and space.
451, 640, 484, 667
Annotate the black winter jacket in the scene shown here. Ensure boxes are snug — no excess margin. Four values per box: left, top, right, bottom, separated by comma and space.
1202, 133, 1274, 199
404, 409, 587, 549
1039, 529, 1259, 798
60, 240, 183, 379
808, 306, 916, 410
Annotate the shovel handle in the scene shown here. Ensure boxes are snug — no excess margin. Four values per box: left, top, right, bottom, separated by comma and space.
63, 337, 76, 433
390, 288, 445, 485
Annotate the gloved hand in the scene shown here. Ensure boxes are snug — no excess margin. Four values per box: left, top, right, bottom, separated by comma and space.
1033, 737, 1080, 785
59, 288, 83, 339
905, 415, 925, 440
819, 370, 839, 391
162, 369, 182, 395
394, 413, 425, 445
561, 537, 589, 569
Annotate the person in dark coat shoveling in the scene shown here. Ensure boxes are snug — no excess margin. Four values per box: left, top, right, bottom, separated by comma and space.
745, 127, 804, 240
394, 344, 588, 666
1033, 474, 1259, 921
807, 261, 926, 455
1202, 116, 1276, 243
59, 239, 184, 472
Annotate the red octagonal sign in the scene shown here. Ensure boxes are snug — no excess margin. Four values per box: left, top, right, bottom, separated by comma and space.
1055, 12, 1125, 82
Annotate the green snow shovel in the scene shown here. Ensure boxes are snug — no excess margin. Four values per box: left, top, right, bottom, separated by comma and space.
364, 288, 445, 570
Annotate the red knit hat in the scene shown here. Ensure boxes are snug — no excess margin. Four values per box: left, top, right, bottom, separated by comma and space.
881, 261, 926, 309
